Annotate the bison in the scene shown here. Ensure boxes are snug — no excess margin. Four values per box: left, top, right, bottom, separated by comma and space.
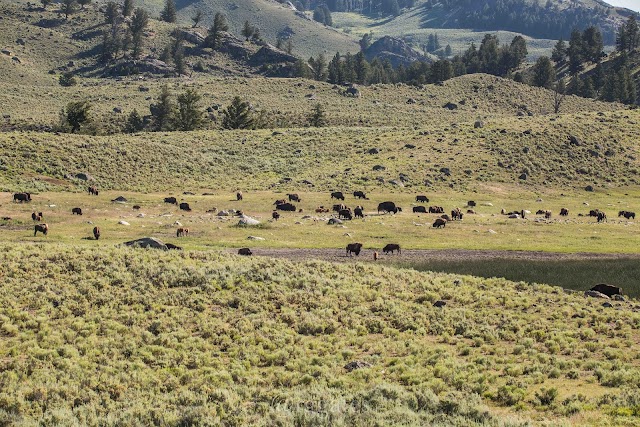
273, 199, 286, 206
597, 211, 607, 223
413, 206, 427, 213
179, 202, 191, 212
72, 207, 83, 215
331, 191, 345, 200
590, 283, 622, 297
354, 207, 364, 218
93, 226, 100, 240
276, 203, 296, 212
353, 191, 367, 199
34, 223, 48, 236
315, 206, 329, 213
560, 208, 569, 216
238, 248, 253, 256
236, 191, 243, 201
378, 201, 398, 214
429, 206, 444, 214
13, 193, 31, 203
544, 211, 552, 219
416, 195, 429, 203
88, 186, 99, 196
467, 200, 476, 207
287, 193, 301, 202
433, 218, 447, 228
332, 204, 346, 212
589, 209, 599, 217
451, 208, 463, 221
619, 211, 636, 219
272, 211, 281, 220
31, 212, 42, 221
164, 197, 178, 204
383, 243, 401, 254
339, 209, 353, 220
176, 228, 189, 237
346, 242, 363, 256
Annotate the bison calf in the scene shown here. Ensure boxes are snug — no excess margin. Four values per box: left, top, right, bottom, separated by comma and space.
34, 223, 48, 236
176, 228, 189, 237
93, 226, 100, 240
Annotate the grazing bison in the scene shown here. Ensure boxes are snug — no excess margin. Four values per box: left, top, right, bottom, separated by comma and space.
589, 209, 599, 217
164, 197, 177, 204
353, 191, 367, 199
416, 195, 429, 203
544, 211, 552, 219
238, 248, 253, 256
276, 203, 296, 212
271, 211, 280, 221
378, 201, 398, 214
619, 211, 636, 219
316, 206, 329, 213
441, 214, 451, 221
31, 212, 42, 221
176, 228, 189, 237
346, 242, 363, 256
429, 206, 444, 214
236, 191, 243, 201
93, 226, 100, 240
433, 218, 447, 228
590, 283, 622, 297
179, 202, 191, 212
133, 205, 141, 210
287, 193, 301, 202
383, 243, 401, 254
72, 207, 83, 215
451, 208, 463, 221
331, 191, 345, 200
413, 206, 427, 213
467, 200, 476, 207
560, 208, 569, 216
13, 193, 31, 203
34, 223, 48, 236
88, 186, 99, 196
354, 207, 364, 218
597, 211, 607, 223
332, 204, 347, 212
536, 210, 546, 215
339, 209, 353, 220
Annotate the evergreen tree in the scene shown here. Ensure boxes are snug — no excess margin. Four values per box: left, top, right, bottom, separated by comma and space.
175, 89, 205, 131
551, 38, 567, 63
580, 76, 596, 99
601, 73, 616, 102
313, 7, 325, 24
123, 0, 133, 17
222, 96, 254, 130
354, 52, 370, 84
150, 86, 175, 131
328, 52, 344, 84
308, 103, 327, 127
242, 20, 255, 41
191, 10, 202, 28
125, 109, 144, 133
104, 2, 119, 25
582, 26, 603, 63
309, 54, 328, 81
444, 44, 452, 57
532, 56, 555, 88
62, 101, 91, 133
61, 0, 78, 19
359, 33, 372, 51
160, 0, 176, 23
568, 74, 582, 96
204, 12, 228, 49
568, 29, 584, 74
286, 39, 293, 54
294, 58, 310, 78
322, 5, 333, 25
130, 8, 148, 59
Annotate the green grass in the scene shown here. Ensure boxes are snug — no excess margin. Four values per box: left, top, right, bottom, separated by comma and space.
398, 258, 640, 298
0, 244, 638, 426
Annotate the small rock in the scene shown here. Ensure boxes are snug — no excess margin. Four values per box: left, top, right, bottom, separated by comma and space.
118, 220, 130, 226
433, 300, 447, 308
585, 185, 594, 192
328, 218, 343, 225
602, 302, 613, 308
247, 236, 265, 241
344, 360, 372, 372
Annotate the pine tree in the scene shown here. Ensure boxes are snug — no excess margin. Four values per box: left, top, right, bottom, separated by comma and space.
309, 54, 327, 81
204, 12, 228, 49
568, 29, 584, 74
129, 8, 148, 58
580, 76, 596, 99
125, 109, 144, 133
582, 26, 603, 63
242, 20, 254, 41
313, 7, 326, 24
308, 103, 327, 127
160, 0, 176, 23
175, 89, 204, 131
328, 52, 343, 84
286, 39, 293, 54
123, 0, 133, 17
150, 86, 175, 131
551, 38, 567, 63
62, 101, 91, 133
532, 56, 555, 89
61, 0, 78, 19
104, 2, 118, 25
222, 96, 254, 130
191, 10, 202, 28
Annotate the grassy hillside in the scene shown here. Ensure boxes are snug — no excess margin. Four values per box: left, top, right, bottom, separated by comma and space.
0, 245, 638, 426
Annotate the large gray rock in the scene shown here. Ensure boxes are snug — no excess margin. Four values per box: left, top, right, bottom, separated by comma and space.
238, 215, 260, 226
122, 237, 168, 250
584, 290, 610, 299
363, 36, 429, 67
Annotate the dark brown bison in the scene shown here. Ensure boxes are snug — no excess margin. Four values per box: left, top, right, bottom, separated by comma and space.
560, 208, 569, 216
467, 200, 476, 207
590, 283, 622, 297
276, 203, 296, 212
133, 205, 141, 210
383, 243, 401, 254
416, 195, 429, 203
34, 223, 48, 236
354, 207, 364, 218
31, 212, 42, 221
597, 211, 607, 223
13, 193, 31, 203
93, 226, 100, 240
544, 211, 552, 219
72, 207, 83, 215
176, 228, 189, 237
589, 209, 599, 217
165, 243, 182, 250
441, 214, 451, 221
315, 206, 329, 213
536, 210, 546, 215
179, 202, 191, 212
236, 191, 243, 201
332, 204, 346, 212
164, 197, 177, 204
346, 242, 363, 256
451, 208, 463, 221
378, 201, 398, 214
429, 206, 444, 214
272, 211, 280, 220
331, 191, 345, 200
238, 248, 253, 256
433, 218, 447, 228
88, 186, 99, 196
619, 211, 635, 219
353, 191, 367, 199
287, 193, 301, 202
413, 206, 427, 213
339, 209, 353, 220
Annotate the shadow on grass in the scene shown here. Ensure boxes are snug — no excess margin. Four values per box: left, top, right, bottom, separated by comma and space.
395, 258, 640, 298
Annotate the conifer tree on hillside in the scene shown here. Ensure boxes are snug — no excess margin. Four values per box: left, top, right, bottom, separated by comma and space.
222, 97, 254, 130
204, 12, 229, 49
150, 86, 176, 131
161, 0, 177, 23
176, 89, 205, 131
191, 10, 202, 28
123, 0, 133, 17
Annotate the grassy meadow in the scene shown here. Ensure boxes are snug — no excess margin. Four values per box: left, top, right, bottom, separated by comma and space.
0, 245, 639, 426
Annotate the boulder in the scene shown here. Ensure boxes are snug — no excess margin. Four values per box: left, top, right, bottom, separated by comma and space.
112, 196, 128, 202
344, 360, 372, 372
584, 290, 610, 299
238, 215, 260, 226
75, 172, 93, 181
328, 218, 343, 225
433, 300, 447, 308
247, 236, 265, 241
363, 36, 429, 67
123, 237, 168, 250
443, 102, 458, 110
118, 220, 130, 226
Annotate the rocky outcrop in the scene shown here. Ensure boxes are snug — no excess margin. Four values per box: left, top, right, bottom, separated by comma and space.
364, 36, 429, 67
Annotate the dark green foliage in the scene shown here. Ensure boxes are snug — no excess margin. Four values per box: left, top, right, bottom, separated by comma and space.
242, 20, 255, 41
568, 29, 584, 74
104, 1, 118, 25
125, 109, 144, 133
307, 103, 326, 127
62, 101, 91, 133
309, 54, 327, 81
582, 26, 604, 63
535, 388, 558, 406
617, 15, 640, 53
160, 0, 176, 23
60, 0, 77, 19
150, 86, 176, 132
359, 32, 372, 51
175, 89, 205, 131
204, 12, 229, 49
123, 0, 133, 17
531, 56, 555, 89
129, 7, 148, 59
58, 72, 77, 87
222, 96, 254, 130
313, 6, 332, 26
551, 38, 567, 63
191, 9, 202, 28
